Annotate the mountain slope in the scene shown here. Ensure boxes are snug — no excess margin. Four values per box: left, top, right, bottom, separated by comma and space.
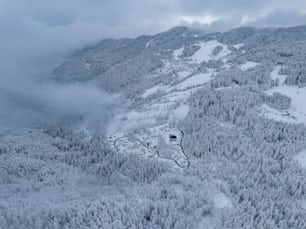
1, 26, 306, 228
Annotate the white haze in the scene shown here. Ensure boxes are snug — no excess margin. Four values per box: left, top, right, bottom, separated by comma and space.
0, 2, 119, 130
0, 76, 116, 129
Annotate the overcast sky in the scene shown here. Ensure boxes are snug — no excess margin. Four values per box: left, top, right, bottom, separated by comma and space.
1, 0, 306, 73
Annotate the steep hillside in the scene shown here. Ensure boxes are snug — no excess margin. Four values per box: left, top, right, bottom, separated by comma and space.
1, 26, 306, 228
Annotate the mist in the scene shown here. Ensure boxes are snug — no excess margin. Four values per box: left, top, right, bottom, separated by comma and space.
0, 3, 121, 131
0, 31, 116, 131
0, 75, 117, 130
0, 56, 118, 131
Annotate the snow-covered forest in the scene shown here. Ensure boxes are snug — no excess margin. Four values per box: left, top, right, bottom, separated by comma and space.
1, 25, 306, 228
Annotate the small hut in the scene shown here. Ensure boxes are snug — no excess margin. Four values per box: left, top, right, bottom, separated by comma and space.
169, 134, 177, 142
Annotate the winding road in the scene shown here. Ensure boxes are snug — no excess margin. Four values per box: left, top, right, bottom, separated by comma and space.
110, 128, 190, 169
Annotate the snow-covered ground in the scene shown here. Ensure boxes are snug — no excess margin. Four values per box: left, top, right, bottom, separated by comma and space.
141, 84, 169, 98
107, 40, 231, 168
173, 104, 189, 120
197, 217, 216, 229
177, 70, 192, 80
85, 63, 91, 70
260, 104, 300, 124
213, 193, 232, 209
233, 43, 244, 49
239, 61, 259, 71
260, 66, 306, 125
263, 85, 306, 124
191, 40, 230, 64
270, 65, 287, 85
175, 71, 213, 90
4, 26, 306, 228
294, 150, 306, 169
173, 47, 184, 60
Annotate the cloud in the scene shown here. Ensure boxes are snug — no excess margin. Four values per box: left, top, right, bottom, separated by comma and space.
0, 1, 123, 129
176, 0, 267, 14
181, 15, 219, 26
0, 79, 116, 129
248, 9, 306, 27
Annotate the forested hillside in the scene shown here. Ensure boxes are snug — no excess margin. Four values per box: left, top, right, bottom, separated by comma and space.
1, 25, 306, 228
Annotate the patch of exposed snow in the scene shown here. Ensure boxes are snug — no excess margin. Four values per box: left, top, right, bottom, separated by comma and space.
177, 70, 192, 80
233, 43, 244, 49
142, 85, 168, 98
213, 193, 232, 209
222, 63, 233, 69
266, 86, 306, 124
163, 90, 194, 102
85, 63, 91, 70
260, 104, 300, 124
175, 72, 212, 90
216, 84, 240, 91
197, 217, 216, 229
270, 65, 287, 85
294, 150, 306, 169
145, 39, 153, 48
239, 61, 259, 71
173, 47, 184, 60
172, 104, 189, 120
107, 111, 156, 135
191, 40, 230, 64
302, 200, 306, 210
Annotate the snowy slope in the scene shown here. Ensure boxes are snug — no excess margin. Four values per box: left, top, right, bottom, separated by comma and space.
262, 65, 306, 124
2, 25, 306, 228
190, 40, 230, 64
106, 38, 231, 169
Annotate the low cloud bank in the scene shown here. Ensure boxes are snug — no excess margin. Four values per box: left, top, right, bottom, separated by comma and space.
0, 75, 117, 131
